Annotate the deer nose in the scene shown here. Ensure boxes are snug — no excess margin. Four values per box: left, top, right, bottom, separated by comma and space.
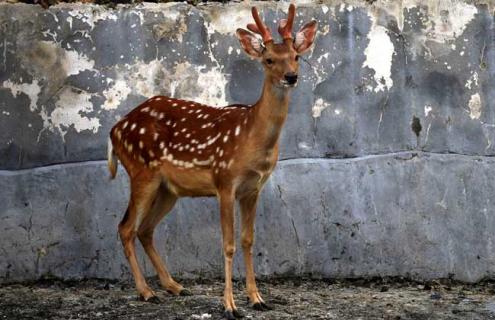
284, 73, 298, 85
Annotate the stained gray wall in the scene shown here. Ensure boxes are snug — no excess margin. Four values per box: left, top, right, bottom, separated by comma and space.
1, 0, 495, 283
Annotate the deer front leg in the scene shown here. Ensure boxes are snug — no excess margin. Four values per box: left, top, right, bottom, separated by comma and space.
240, 192, 271, 311
218, 189, 243, 319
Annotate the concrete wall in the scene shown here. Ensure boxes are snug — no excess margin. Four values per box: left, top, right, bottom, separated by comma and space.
1, 0, 495, 283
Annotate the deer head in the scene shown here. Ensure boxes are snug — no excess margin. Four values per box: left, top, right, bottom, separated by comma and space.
236, 4, 318, 89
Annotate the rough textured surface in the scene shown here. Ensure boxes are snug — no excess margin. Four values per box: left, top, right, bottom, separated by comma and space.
2, 152, 495, 283
1, 0, 495, 283
2, 277, 495, 319
1, 1, 495, 169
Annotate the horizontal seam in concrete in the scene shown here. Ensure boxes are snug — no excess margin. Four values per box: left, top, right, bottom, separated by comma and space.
1, 151, 494, 174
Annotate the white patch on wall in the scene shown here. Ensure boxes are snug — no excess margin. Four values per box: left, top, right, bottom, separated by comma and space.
117, 59, 228, 107
63, 47, 95, 76
363, 23, 394, 92
123, 59, 168, 98
171, 62, 228, 107
312, 53, 333, 88
206, 7, 253, 35
102, 80, 132, 110
2, 79, 41, 112
42, 87, 100, 138
468, 93, 482, 120
194, 66, 228, 107
465, 72, 479, 90
66, 6, 118, 29
298, 142, 312, 150
424, 105, 433, 117
312, 98, 331, 118
379, 1, 477, 62
429, 2, 477, 44
38, 40, 95, 76
382, 1, 477, 39
320, 24, 331, 35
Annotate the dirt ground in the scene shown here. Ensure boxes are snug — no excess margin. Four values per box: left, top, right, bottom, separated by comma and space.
2, 277, 495, 320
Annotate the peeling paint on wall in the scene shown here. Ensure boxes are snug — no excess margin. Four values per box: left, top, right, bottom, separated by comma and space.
102, 80, 131, 110
24, 40, 95, 80
42, 87, 100, 138
466, 72, 479, 90
1, 1, 494, 171
152, 8, 187, 42
468, 93, 482, 120
206, 7, 253, 35
426, 1, 478, 44
104, 59, 228, 109
171, 62, 228, 107
125, 59, 169, 98
424, 105, 433, 117
363, 20, 394, 92
2, 80, 41, 112
312, 98, 331, 118
66, 6, 118, 29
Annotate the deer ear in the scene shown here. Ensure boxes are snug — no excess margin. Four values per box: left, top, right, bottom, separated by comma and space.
293, 21, 318, 54
236, 28, 264, 58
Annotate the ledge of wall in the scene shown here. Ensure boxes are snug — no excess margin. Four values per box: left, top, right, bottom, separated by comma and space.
2, 152, 495, 283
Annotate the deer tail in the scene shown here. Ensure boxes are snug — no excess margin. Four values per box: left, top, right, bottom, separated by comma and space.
107, 137, 118, 179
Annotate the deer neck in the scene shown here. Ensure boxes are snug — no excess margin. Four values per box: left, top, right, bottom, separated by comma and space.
251, 76, 291, 152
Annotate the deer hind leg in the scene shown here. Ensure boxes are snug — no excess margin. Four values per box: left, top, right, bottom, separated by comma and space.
118, 175, 161, 302
137, 184, 190, 296
240, 192, 271, 311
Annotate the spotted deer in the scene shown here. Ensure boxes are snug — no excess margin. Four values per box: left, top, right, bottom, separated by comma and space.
108, 4, 317, 319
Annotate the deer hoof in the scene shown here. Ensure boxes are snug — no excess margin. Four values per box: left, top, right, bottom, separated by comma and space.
233, 309, 245, 318
139, 295, 161, 304
224, 310, 236, 320
179, 288, 193, 296
252, 302, 272, 311
224, 309, 244, 319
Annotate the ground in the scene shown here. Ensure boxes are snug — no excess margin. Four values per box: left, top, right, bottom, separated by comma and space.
2, 277, 495, 319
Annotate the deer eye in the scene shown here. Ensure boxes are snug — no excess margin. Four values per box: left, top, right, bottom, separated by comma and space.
265, 58, 274, 65
295, 55, 300, 61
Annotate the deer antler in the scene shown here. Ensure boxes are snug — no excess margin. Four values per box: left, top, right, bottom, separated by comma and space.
247, 6, 273, 44
278, 4, 296, 40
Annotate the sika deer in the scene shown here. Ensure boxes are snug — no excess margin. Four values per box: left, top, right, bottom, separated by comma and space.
108, 4, 317, 319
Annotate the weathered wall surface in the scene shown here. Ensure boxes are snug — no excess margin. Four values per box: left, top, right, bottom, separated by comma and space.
1, 0, 495, 283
